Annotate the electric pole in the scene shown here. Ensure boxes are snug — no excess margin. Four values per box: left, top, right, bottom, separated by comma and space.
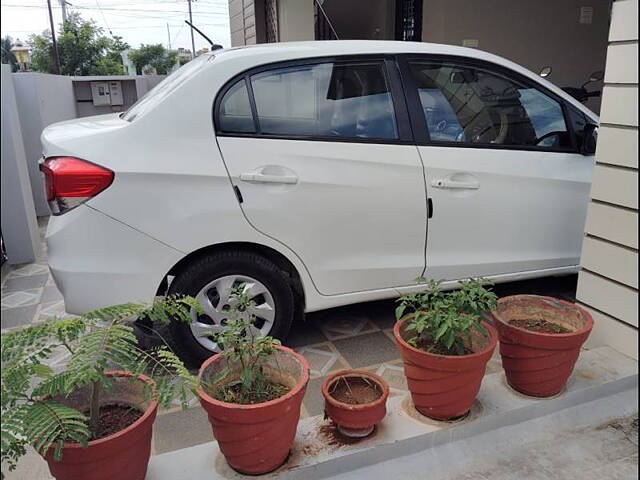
47, 0, 61, 74
188, 0, 196, 58
167, 22, 171, 50
59, 0, 68, 23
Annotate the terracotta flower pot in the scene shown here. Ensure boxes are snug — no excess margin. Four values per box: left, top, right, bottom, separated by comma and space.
393, 318, 497, 420
491, 295, 593, 397
321, 370, 389, 437
197, 345, 310, 475
44, 372, 157, 480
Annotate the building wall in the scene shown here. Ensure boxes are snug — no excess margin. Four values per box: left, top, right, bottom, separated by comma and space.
229, 0, 267, 46
12, 73, 76, 216
577, 0, 638, 359
422, 0, 611, 113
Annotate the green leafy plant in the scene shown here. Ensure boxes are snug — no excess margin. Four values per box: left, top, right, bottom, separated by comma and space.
395, 278, 498, 355
0, 296, 201, 477
204, 285, 288, 405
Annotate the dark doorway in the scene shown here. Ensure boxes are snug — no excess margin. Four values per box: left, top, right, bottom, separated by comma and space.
395, 0, 423, 41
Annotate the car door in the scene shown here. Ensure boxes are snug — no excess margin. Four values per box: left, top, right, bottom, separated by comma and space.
214, 57, 427, 295
399, 56, 595, 281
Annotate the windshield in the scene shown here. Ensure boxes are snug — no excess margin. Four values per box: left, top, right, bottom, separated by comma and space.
122, 53, 214, 122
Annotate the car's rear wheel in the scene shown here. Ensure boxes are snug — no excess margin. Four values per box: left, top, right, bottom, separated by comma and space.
167, 251, 295, 368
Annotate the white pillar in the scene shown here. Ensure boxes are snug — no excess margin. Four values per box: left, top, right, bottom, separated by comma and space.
1, 65, 40, 264
277, 0, 315, 42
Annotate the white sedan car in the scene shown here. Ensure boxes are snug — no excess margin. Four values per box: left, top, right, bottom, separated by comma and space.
41, 41, 598, 365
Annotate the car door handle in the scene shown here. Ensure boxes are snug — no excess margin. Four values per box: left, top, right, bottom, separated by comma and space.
239, 170, 298, 185
431, 178, 480, 190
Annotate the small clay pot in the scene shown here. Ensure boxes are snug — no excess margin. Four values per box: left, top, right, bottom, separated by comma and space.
197, 345, 309, 475
394, 318, 497, 420
321, 370, 389, 438
491, 295, 593, 397
44, 372, 157, 480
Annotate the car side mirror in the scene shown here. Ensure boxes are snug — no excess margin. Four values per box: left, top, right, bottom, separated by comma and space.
582, 124, 598, 155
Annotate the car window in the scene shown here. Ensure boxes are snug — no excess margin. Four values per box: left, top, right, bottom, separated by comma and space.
568, 106, 590, 153
248, 62, 398, 139
218, 80, 255, 133
122, 53, 214, 122
408, 61, 571, 149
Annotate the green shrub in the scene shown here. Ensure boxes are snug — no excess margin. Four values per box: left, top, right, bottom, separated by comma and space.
0, 296, 200, 476
395, 278, 497, 355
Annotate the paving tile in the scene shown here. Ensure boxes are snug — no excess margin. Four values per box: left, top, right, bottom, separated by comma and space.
153, 406, 213, 454
40, 285, 63, 304
361, 299, 397, 330
1, 288, 42, 309
296, 343, 350, 379
362, 360, 408, 395
3, 274, 49, 292
301, 376, 327, 417
35, 300, 75, 322
332, 331, 400, 368
285, 318, 327, 348
313, 308, 380, 341
1, 305, 38, 329
6, 263, 49, 279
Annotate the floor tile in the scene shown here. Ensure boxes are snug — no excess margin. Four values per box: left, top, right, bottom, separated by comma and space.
1, 305, 38, 329
296, 343, 350, 378
285, 318, 327, 348
302, 376, 327, 417
332, 331, 400, 368
1, 288, 42, 309
40, 285, 63, 304
153, 406, 213, 454
35, 300, 75, 322
314, 308, 380, 341
362, 299, 397, 330
6, 263, 49, 279
3, 274, 49, 292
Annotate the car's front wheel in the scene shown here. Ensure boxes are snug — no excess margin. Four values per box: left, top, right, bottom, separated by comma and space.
167, 251, 295, 368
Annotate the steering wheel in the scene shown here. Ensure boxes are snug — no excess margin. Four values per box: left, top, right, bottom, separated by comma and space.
535, 131, 564, 147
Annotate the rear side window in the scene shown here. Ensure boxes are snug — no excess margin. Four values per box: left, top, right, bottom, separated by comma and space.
218, 80, 255, 133
218, 61, 398, 140
408, 61, 572, 150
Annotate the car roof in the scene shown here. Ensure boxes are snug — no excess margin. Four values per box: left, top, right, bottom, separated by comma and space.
207, 40, 597, 121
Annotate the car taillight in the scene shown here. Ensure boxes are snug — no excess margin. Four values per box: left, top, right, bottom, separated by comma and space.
40, 157, 114, 215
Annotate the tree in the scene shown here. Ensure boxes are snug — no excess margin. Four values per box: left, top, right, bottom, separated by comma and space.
128, 44, 177, 75
28, 13, 127, 76
1, 36, 19, 72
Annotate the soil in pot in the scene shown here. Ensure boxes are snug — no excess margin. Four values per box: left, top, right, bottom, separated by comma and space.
509, 318, 572, 334
328, 376, 382, 405
210, 381, 290, 405
411, 335, 474, 356
81, 404, 143, 440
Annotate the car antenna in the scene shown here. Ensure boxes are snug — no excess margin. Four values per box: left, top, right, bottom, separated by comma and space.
185, 20, 223, 51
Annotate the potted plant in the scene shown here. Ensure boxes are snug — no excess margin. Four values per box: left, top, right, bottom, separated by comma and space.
1, 296, 200, 480
196, 284, 310, 475
491, 295, 594, 397
393, 278, 498, 420
321, 370, 389, 438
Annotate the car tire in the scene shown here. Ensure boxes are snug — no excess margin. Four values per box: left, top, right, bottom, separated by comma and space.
166, 250, 295, 368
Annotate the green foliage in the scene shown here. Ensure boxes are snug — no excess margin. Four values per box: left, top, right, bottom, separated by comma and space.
1, 37, 19, 72
205, 285, 285, 404
28, 13, 128, 75
128, 44, 177, 75
0, 296, 200, 476
396, 278, 497, 355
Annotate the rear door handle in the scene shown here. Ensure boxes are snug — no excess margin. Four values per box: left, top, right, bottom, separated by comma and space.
239, 169, 298, 185
431, 178, 480, 190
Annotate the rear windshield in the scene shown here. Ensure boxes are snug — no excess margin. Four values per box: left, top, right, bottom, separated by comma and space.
122, 53, 214, 122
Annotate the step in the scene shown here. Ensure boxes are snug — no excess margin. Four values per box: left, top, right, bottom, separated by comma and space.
146, 346, 638, 480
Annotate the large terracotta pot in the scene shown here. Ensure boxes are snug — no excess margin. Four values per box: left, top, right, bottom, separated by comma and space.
393, 318, 497, 420
492, 295, 593, 397
321, 370, 389, 437
44, 372, 157, 480
197, 345, 310, 475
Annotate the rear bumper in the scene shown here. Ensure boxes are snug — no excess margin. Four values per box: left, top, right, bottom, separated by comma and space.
46, 205, 184, 314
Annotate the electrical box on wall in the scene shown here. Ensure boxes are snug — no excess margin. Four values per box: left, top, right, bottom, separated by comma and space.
90, 81, 123, 106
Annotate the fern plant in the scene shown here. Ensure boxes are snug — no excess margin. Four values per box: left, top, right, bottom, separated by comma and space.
204, 284, 287, 405
1, 296, 201, 477
395, 278, 498, 355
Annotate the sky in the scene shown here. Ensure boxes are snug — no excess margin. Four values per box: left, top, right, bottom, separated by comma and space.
1, 0, 231, 53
